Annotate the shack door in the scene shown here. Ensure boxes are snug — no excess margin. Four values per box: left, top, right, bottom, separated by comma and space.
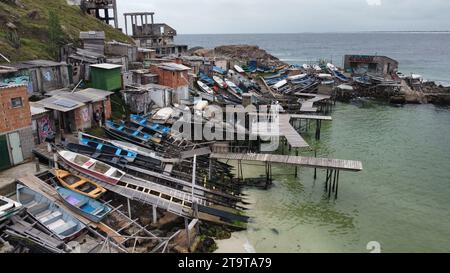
0, 135, 11, 170
8, 132, 24, 165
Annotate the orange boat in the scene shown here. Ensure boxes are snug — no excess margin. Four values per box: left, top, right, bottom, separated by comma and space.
54, 169, 106, 199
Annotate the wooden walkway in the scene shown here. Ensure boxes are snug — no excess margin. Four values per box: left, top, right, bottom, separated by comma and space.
210, 153, 363, 172
279, 115, 310, 148
295, 93, 332, 112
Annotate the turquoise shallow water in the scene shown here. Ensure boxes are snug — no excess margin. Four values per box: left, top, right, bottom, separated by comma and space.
236, 102, 450, 253
176, 33, 450, 252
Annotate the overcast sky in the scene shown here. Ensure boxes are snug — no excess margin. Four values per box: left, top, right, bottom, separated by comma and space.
116, 0, 450, 34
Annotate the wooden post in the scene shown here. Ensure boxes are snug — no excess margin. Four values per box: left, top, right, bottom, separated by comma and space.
185, 218, 191, 250
335, 171, 340, 199
53, 153, 58, 169
295, 149, 299, 177
152, 205, 157, 224
313, 149, 317, 180
34, 155, 40, 173
127, 198, 132, 219
325, 169, 329, 190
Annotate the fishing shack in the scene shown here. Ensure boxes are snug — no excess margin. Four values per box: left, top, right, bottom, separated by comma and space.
89, 63, 122, 91
150, 62, 191, 105
344, 55, 399, 76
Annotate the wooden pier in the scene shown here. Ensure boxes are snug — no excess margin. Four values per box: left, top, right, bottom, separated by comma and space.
211, 152, 362, 198
295, 93, 332, 113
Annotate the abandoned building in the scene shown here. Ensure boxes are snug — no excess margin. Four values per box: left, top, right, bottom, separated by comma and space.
123, 12, 188, 56
344, 55, 399, 76
0, 85, 34, 170
150, 62, 191, 105
0, 60, 71, 95
33, 88, 113, 133
80, 0, 118, 28
80, 31, 106, 55
122, 83, 173, 113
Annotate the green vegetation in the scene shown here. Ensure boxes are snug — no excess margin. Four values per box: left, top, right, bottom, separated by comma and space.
48, 10, 64, 59
0, 0, 133, 62
110, 93, 130, 121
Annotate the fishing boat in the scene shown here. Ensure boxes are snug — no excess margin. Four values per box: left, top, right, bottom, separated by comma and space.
79, 135, 137, 162
213, 66, 227, 75
225, 79, 243, 97
313, 64, 322, 72
197, 80, 214, 94
332, 70, 350, 82
56, 187, 111, 223
16, 185, 85, 241
58, 150, 125, 185
288, 73, 308, 81
213, 76, 227, 89
130, 114, 172, 136
234, 65, 245, 73
327, 63, 338, 71
0, 195, 22, 222
105, 120, 162, 144
199, 72, 215, 86
302, 64, 311, 70
54, 169, 106, 199
272, 79, 288, 90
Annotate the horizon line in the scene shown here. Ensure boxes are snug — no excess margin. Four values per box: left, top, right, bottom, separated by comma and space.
178, 30, 450, 35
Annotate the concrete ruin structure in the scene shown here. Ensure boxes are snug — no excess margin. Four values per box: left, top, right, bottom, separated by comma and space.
80, 0, 119, 28
344, 55, 399, 76
123, 12, 188, 56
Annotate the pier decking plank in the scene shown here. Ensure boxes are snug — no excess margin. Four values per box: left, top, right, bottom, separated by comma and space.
210, 153, 363, 172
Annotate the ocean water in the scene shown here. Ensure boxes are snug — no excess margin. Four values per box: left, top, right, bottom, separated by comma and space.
176, 33, 450, 253
176, 33, 450, 86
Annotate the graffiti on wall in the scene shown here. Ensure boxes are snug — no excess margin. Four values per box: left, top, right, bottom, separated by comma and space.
1, 72, 33, 93
37, 115, 54, 143
81, 107, 90, 123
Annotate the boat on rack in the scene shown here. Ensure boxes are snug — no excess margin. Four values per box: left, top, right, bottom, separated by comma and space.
197, 80, 214, 94
225, 79, 243, 99
105, 120, 162, 144
199, 72, 215, 86
0, 195, 22, 222
130, 114, 172, 136
332, 70, 350, 82
79, 135, 137, 162
56, 187, 111, 223
58, 150, 125, 185
54, 169, 106, 199
213, 76, 227, 89
16, 184, 85, 241
234, 65, 245, 73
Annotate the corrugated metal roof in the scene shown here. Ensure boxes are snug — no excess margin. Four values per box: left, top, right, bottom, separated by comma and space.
76, 88, 113, 102
79, 31, 105, 39
30, 102, 50, 116
90, 63, 122, 70
158, 62, 191, 71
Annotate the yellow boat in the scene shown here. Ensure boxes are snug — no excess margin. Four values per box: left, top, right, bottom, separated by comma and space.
54, 169, 106, 199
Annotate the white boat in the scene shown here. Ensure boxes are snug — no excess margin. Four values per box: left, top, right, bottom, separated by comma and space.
213, 76, 227, 89
313, 64, 322, 72
327, 63, 338, 71
58, 150, 125, 185
234, 65, 245, 73
302, 64, 311, 70
318, 73, 333, 80
197, 81, 214, 94
288, 73, 307, 81
225, 79, 243, 98
0, 195, 22, 221
272, 79, 288, 90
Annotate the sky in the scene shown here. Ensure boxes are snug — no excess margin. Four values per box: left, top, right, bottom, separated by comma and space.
116, 0, 450, 34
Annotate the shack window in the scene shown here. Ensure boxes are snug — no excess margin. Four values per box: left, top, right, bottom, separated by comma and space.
11, 97, 23, 108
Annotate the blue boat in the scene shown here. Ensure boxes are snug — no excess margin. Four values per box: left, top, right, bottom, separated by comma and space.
56, 187, 111, 223
79, 135, 137, 161
213, 66, 227, 75
199, 72, 215, 86
333, 70, 350, 82
105, 120, 162, 144
130, 114, 172, 136
16, 185, 85, 241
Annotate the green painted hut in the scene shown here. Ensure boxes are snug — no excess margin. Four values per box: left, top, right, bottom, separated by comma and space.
89, 63, 122, 91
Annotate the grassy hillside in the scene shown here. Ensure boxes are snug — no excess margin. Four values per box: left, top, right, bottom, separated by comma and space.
0, 0, 133, 62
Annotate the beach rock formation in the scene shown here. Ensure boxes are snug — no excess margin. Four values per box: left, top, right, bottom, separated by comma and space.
191, 44, 287, 67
